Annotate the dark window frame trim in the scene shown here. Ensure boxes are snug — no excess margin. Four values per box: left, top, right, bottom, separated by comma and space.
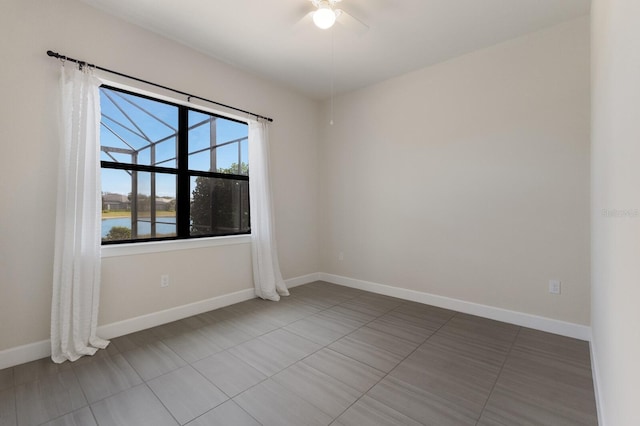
100, 85, 250, 245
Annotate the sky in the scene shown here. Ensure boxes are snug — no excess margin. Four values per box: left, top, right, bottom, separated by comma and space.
100, 87, 248, 197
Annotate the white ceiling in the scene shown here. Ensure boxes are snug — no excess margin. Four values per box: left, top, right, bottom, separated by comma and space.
81, 0, 590, 100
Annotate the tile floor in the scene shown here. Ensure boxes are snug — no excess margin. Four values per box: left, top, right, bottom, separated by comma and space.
0, 281, 598, 425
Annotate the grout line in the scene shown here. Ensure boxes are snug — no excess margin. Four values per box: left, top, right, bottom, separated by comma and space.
89, 404, 100, 426
475, 325, 523, 423
292, 305, 394, 422
142, 382, 182, 426
336, 305, 459, 425
301, 295, 449, 424
69, 365, 91, 415
321, 300, 496, 424
260, 288, 395, 421
75, 361, 139, 406
12, 370, 17, 426
214, 288, 370, 423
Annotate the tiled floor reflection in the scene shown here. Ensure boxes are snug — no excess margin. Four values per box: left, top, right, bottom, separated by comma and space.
0, 282, 598, 425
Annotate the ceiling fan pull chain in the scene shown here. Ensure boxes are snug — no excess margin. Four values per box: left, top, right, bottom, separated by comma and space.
330, 27, 335, 126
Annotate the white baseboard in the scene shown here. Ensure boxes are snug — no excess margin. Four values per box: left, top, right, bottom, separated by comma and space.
589, 339, 606, 426
0, 273, 322, 370
0, 287, 256, 370
0, 339, 51, 371
285, 272, 321, 289
318, 272, 592, 341
97, 287, 257, 339
98, 274, 320, 340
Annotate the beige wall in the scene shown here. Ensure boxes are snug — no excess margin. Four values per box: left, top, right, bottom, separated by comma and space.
0, 0, 320, 351
591, 1, 640, 425
319, 17, 591, 325
100, 243, 253, 326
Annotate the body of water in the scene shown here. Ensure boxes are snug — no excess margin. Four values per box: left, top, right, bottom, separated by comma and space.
102, 216, 176, 238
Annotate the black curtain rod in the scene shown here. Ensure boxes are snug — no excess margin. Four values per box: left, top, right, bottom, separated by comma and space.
46, 50, 273, 123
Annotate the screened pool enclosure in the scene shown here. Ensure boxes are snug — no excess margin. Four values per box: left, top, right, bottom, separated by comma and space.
99, 86, 250, 243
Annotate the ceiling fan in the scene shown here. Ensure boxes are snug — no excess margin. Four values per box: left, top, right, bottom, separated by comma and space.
303, 0, 369, 33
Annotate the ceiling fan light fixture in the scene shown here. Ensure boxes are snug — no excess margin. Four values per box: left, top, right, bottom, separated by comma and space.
313, 4, 337, 29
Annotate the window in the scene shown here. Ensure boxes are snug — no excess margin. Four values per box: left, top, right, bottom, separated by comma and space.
100, 86, 249, 244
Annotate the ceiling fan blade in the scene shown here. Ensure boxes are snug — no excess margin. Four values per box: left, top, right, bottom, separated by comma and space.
336, 9, 369, 35
293, 11, 315, 32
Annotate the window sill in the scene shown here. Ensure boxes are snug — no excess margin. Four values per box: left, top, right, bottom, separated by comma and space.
101, 234, 252, 258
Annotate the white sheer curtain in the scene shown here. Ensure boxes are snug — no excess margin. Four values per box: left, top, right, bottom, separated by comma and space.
51, 65, 109, 363
248, 120, 289, 301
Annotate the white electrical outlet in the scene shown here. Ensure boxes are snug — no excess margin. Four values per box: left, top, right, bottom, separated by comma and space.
160, 275, 170, 288
338, 252, 344, 261
549, 279, 561, 295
